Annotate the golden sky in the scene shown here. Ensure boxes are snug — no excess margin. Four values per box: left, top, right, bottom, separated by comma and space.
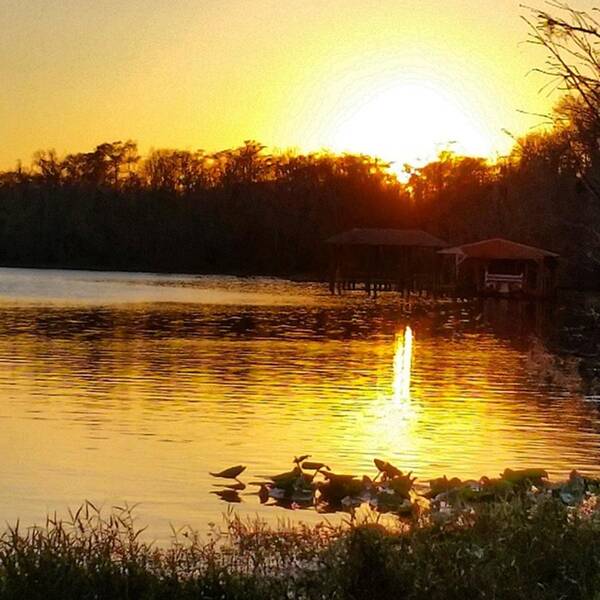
1, 0, 594, 170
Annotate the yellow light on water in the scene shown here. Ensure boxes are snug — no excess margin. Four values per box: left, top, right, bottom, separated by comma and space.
393, 326, 413, 403
356, 325, 417, 452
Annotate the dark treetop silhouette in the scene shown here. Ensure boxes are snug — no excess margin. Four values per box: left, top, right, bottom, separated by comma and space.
0, 134, 596, 288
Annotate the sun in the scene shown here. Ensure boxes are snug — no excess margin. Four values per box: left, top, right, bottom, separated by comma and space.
326, 78, 495, 172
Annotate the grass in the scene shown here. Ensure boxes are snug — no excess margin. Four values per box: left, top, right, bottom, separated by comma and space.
2, 498, 600, 599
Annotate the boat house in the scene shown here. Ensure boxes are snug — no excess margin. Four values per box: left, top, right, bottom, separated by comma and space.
326, 228, 448, 295
438, 238, 559, 298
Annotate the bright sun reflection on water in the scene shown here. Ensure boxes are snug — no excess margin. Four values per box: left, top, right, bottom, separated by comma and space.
364, 326, 419, 453
393, 326, 413, 403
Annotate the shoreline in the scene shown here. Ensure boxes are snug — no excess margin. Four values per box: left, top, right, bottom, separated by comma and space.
2, 487, 600, 599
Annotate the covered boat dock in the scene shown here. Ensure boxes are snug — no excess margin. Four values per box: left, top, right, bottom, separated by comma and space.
438, 238, 559, 298
326, 228, 448, 296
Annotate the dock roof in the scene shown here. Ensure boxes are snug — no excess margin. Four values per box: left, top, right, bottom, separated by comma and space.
326, 228, 447, 248
438, 238, 559, 261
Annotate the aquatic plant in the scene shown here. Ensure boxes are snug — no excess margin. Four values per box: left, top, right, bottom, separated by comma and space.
209, 465, 246, 480
211, 457, 421, 516
210, 457, 600, 526
3, 493, 600, 599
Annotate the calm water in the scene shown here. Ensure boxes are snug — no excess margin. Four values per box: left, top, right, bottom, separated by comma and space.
1, 267, 599, 540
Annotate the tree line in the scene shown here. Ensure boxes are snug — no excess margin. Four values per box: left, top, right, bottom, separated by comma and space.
0, 142, 410, 275
0, 3, 599, 286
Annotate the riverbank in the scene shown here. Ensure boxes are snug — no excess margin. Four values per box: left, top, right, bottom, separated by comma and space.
1, 494, 600, 600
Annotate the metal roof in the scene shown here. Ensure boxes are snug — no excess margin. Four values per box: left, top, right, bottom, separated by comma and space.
326, 228, 447, 248
438, 238, 559, 260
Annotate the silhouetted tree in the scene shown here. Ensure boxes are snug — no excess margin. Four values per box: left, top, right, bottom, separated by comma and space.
525, 2, 600, 198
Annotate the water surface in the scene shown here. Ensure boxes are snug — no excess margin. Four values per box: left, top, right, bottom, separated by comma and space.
0, 268, 598, 539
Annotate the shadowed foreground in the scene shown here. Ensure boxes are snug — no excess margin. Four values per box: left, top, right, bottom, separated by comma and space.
1, 497, 600, 600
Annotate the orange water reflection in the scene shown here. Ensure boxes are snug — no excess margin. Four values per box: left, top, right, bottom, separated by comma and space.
358, 328, 596, 485
393, 326, 413, 403
0, 269, 599, 540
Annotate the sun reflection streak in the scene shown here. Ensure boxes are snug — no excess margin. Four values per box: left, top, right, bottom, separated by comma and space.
393, 326, 413, 403
355, 326, 419, 456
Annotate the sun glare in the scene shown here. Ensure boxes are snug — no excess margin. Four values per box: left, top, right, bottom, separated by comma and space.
327, 79, 494, 172
355, 326, 418, 455
393, 326, 413, 403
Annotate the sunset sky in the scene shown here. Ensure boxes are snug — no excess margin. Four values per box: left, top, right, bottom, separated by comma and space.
1, 0, 594, 171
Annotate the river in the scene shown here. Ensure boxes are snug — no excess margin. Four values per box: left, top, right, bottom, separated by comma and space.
0, 267, 598, 540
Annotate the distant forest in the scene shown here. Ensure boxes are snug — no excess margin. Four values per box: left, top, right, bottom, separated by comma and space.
1, 4, 600, 287
0, 130, 595, 287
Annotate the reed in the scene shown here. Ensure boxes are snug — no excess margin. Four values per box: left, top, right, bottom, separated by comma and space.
1, 497, 600, 599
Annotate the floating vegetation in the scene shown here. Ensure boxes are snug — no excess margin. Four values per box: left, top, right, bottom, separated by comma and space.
209, 464, 246, 479
209, 458, 600, 521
